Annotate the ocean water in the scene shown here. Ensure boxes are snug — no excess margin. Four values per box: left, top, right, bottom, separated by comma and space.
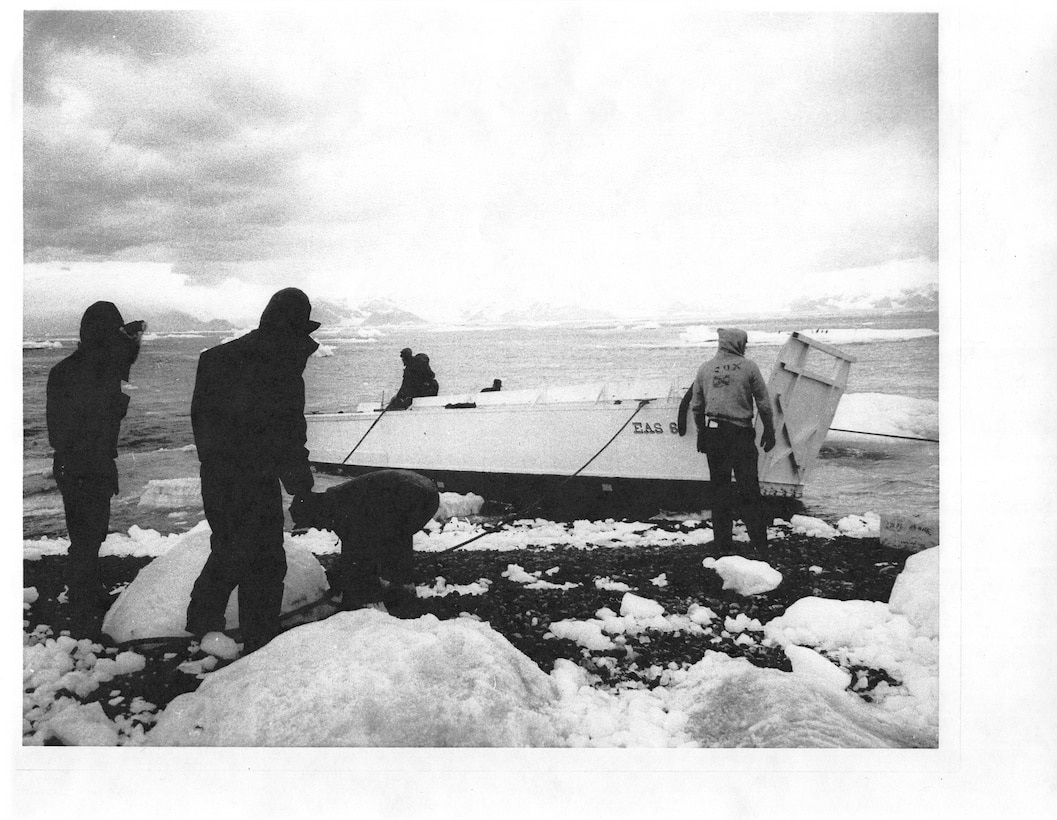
22, 310, 939, 538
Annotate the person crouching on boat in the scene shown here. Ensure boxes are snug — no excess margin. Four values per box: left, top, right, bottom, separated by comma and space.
690, 328, 776, 552
185, 288, 320, 657
386, 348, 439, 409
289, 469, 440, 616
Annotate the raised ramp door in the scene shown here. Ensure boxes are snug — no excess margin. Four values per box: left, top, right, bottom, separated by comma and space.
758, 332, 855, 496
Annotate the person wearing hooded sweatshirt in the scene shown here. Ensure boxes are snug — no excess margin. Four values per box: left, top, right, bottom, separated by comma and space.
185, 288, 320, 655
47, 302, 145, 634
690, 328, 777, 550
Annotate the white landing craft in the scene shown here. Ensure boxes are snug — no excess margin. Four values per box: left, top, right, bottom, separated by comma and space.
306, 333, 855, 519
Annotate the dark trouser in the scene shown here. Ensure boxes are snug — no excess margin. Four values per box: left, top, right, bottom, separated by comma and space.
186, 466, 287, 652
56, 464, 115, 625
704, 423, 769, 549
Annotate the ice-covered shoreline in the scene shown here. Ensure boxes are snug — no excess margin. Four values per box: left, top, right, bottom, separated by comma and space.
23, 502, 937, 749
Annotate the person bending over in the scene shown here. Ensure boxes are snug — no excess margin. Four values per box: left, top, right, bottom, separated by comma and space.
290, 469, 440, 616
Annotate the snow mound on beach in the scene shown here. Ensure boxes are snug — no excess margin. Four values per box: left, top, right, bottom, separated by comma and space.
763, 547, 939, 741
103, 523, 329, 643
148, 610, 566, 746
669, 653, 916, 747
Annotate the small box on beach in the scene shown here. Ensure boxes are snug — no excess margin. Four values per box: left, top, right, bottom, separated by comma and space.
880, 513, 939, 552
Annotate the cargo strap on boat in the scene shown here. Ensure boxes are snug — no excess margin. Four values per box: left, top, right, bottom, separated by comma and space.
111, 401, 655, 649
434, 398, 654, 555
340, 405, 391, 464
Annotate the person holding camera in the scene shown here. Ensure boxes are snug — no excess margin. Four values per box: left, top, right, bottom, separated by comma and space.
690, 327, 776, 552
46, 302, 146, 636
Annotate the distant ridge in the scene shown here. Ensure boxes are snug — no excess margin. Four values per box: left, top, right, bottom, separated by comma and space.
788, 284, 938, 315
22, 308, 235, 337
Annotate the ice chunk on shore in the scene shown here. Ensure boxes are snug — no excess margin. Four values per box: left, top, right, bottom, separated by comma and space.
837, 512, 881, 538
435, 492, 484, 520
103, 523, 329, 643
620, 593, 665, 618
790, 515, 838, 538
785, 644, 852, 692
148, 610, 566, 746
48, 701, 120, 746
702, 556, 782, 595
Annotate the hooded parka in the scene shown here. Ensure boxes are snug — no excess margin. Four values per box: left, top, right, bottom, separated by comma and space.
185, 288, 320, 652
46, 301, 142, 628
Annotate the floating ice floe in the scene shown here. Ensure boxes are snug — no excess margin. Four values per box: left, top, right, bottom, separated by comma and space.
138, 478, 202, 509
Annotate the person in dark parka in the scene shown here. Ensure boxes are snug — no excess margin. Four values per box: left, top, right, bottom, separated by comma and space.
47, 302, 144, 634
386, 348, 438, 409
185, 288, 320, 653
289, 469, 440, 616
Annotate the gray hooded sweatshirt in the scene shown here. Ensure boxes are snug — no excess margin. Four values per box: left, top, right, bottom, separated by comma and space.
690, 328, 775, 434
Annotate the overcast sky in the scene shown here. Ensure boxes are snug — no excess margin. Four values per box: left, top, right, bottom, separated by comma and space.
22, 7, 938, 324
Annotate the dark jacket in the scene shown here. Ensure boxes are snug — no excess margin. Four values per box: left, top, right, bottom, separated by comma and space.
397, 353, 438, 400
191, 327, 318, 495
321, 469, 440, 539
46, 302, 139, 489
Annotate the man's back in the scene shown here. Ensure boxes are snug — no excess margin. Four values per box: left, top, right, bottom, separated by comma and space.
691, 329, 773, 430
191, 330, 311, 472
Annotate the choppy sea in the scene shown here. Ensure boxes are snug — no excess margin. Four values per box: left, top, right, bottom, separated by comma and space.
22, 310, 939, 539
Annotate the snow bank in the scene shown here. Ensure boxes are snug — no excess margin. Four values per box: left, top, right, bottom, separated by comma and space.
763, 547, 939, 741
23, 339, 64, 349
148, 611, 566, 746
668, 653, 917, 747
103, 523, 329, 643
702, 556, 782, 595
311, 344, 336, 358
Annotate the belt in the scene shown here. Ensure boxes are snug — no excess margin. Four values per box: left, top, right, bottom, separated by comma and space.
705, 417, 749, 429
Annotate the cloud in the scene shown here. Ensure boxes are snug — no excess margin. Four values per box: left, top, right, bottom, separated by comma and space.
23, 261, 275, 327
23, 9, 938, 319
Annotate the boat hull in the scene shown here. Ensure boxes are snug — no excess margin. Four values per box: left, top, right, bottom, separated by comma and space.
306, 333, 853, 520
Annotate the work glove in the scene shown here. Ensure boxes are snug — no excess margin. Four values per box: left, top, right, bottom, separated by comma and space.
280, 461, 314, 498
290, 492, 325, 530
696, 427, 709, 454
760, 429, 776, 453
